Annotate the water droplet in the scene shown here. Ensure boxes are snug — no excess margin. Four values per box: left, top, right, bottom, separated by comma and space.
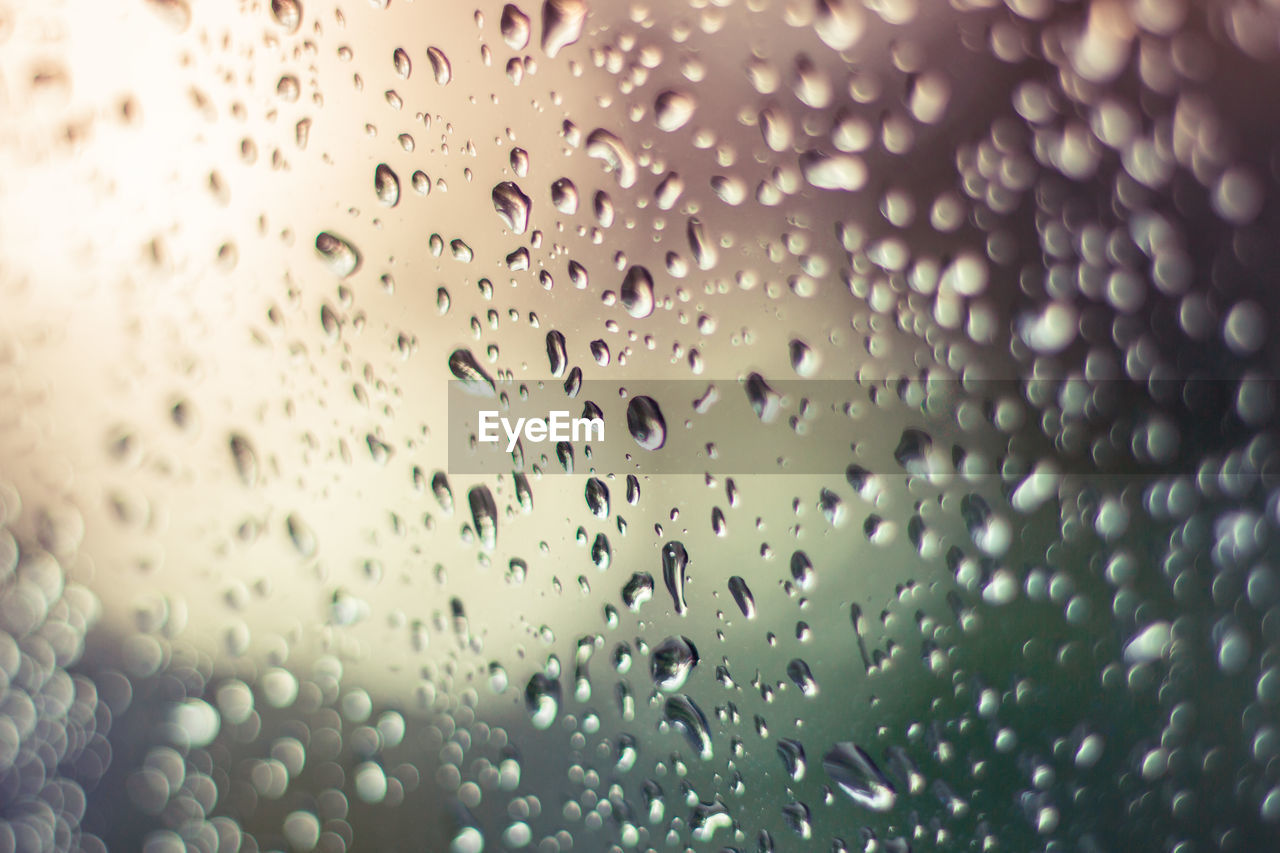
777, 738, 806, 780
654, 90, 696, 132
686, 217, 718, 270
427, 46, 452, 84
728, 576, 756, 619
789, 339, 819, 376
620, 265, 655, 318
585, 477, 609, 517
541, 0, 588, 58
664, 694, 712, 759
468, 485, 498, 550
650, 635, 698, 691
501, 3, 531, 49
315, 232, 361, 277
801, 151, 867, 191
585, 128, 637, 188
449, 349, 497, 396
451, 827, 485, 853
392, 47, 411, 78
525, 672, 561, 729
894, 428, 933, 474
745, 372, 782, 422
627, 395, 666, 450
492, 181, 532, 234
759, 104, 794, 152
551, 177, 579, 214
545, 330, 567, 377
591, 533, 611, 569
374, 163, 400, 206
229, 433, 258, 487
661, 540, 689, 615
270, 0, 302, 33
1123, 621, 1172, 664
814, 0, 865, 50
786, 658, 819, 696
790, 550, 815, 588
622, 572, 653, 610
824, 743, 896, 811
510, 147, 530, 177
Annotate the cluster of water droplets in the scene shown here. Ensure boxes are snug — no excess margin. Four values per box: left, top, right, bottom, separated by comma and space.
9, 0, 1280, 850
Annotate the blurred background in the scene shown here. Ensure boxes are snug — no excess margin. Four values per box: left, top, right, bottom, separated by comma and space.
1, 0, 1280, 850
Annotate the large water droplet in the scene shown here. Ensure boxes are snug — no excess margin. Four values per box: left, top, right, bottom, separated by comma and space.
620, 265, 655, 319
551, 177, 579, 214
315, 232, 361, 277
661, 540, 689, 615
468, 485, 498, 550
449, 349, 497, 397
654, 90, 696, 132
525, 673, 561, 729
374, 163, 400, 206
786, 658, 819, 696
585, 477, 609, 518
801, 151, 867, 191
585, 128, 637, 188
492, 181, 532, 234
650, 635, 698, 691
545, 330, 567, 377
622, 572, 652, 610
627, 395, 666, 450
728, 576, 756, 619
745, 372, 782, 422
392, 47, 411, 78
824, 743, 896, 811
427, 46, 452, 84
814, 0, 865, 50
540, 0, 588, 58
665, 694, 712, 759
270, 0, 302, 33
777, 738, 806, 781
501, 3, 531, 49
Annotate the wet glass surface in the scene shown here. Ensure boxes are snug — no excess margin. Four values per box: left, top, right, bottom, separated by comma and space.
1, 0, 1280, 850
